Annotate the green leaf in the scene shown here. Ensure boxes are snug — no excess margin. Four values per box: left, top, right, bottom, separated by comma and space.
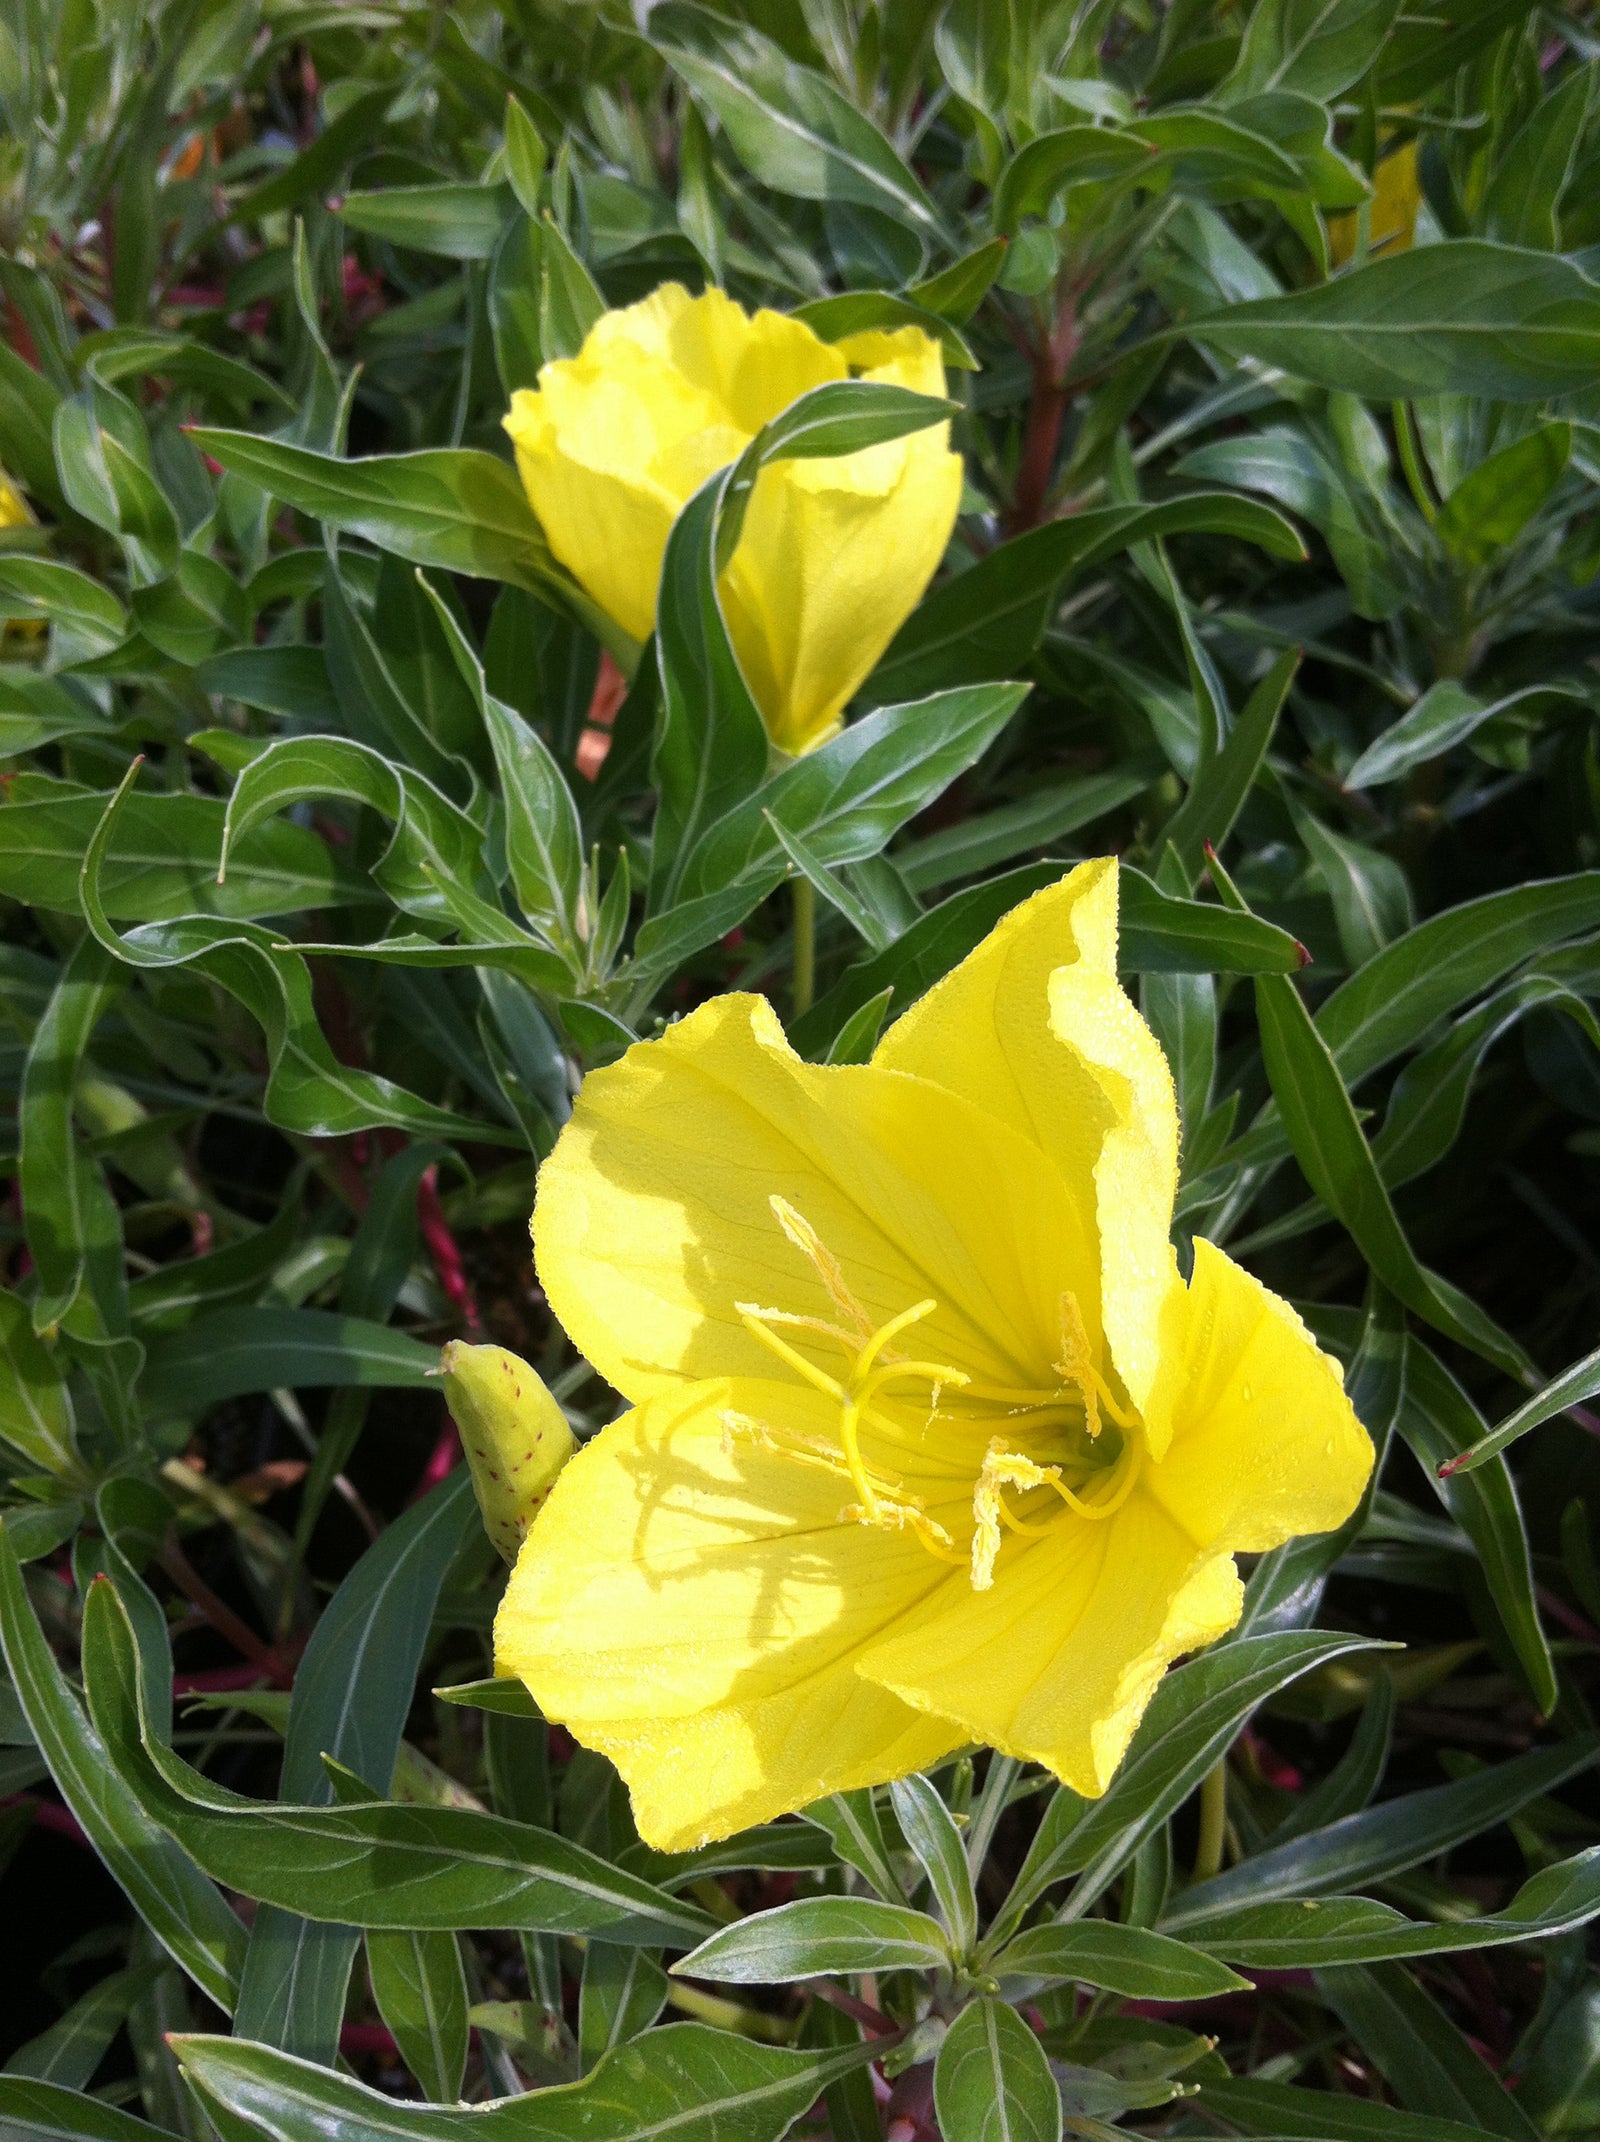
1293, 806, 1413, 971
140, 1307, 441, 1421
0, 783, 377, 921
0, 1525, 246, 2012
229, 85, 395, 223
649, 467, 771, 911
236, 1472, 481, 2065
0, 1289, 78, 1475
800, 1791, 906, 1903
1175, 427, 1404, 621
1197, 2074, 1486, 2140
174, 2024, 878, 2142
869, 495, 1302, 705
675, 1897, 950, 1981
1315, 1964, 1540, 2140
578, 1944, 668, 2074
4, 1969, 141, 2086
992, 1920, 1248, 2001
991, 1631, 1383, 1936
367, 1933, 469, 2101
653, 1, 942, 240
890, 1775, 978, 1955
80, 1580, 714, 1948
1317, 873, 1600, 1089
933, 2000, 1061, 2142
0, 557, 127, 659
0, 2077, 173, 2142
634, 684, 1027, 987
1210, 857, 1530, 1381
1159, 649, 1298, 879
1377, 0, 1534, 98
1164, 1735, 1600, 1928
418, 574, 583, 955
1398, 1338, 1557, 1714
909, 240, 1009, 325
189, 433, 554, 593
1480, 63, 1594, 251
1121, 864, 1306, 974
994, 126, 1162, 230
1183, 244, 1600, 400
1434, 423, 1572, 566
81, 774, 513, 1146
1441, 1338, 1600, 1476
537, 214, 606, 361
896, 761, 1159, 895
340, 184, 513, 260
1346, 682, 1589, 788
0, 673, 114, 758
1223, 0, 1403, 100
1178, 1845, 1600, 1967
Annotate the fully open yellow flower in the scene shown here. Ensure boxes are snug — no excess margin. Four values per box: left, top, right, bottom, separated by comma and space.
496, 862, 1372, 1850
503, 284, 962, 756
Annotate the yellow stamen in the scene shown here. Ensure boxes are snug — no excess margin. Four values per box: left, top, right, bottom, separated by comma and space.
769, 1195, 874, 1337
740, 1201, 1147, 1592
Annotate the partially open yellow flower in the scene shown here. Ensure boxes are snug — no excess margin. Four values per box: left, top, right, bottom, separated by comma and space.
503, 284, 962, 756
496, 862, 1372, 1850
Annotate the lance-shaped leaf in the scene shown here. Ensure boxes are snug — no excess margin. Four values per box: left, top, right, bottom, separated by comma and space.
1164, 1733, 1600, 1927
869, 494, 1301, 705
1182, 242, 1600, 400
934, 2000, 1060, 2142
989, 1630, 1384, 1939
1209, 852, 1532, 1382
0, 1526, 246, 2012
174, 2024, 880, 2142
675, 1897, 950, 1982
79, 770, 514, 1145
189, 431, 562, 597
1176, 1844, 1600, 1967
234, 1472, 482, 2065
79, 1578, 713, 1949
990, 1919, 1248, 2001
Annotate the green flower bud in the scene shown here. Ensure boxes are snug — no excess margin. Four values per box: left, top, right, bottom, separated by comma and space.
440, 1342, 574, 1564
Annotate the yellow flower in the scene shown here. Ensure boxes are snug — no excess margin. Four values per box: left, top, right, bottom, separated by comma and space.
0, 468, 32, 530
496, 862, 1372, 1850
1329, 138, 1420, 266
503, 283, 962, 757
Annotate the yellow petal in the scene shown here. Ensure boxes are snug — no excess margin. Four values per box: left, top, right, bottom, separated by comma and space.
1141, 1237, 1374, 1551
531, 991, 1097, 1406
494, 1377, 960, 1849
858, 1493, 1242, 1796
721, 426, 963, 754
1047, 895, 1181, 1435
874, 860, 1180, 1426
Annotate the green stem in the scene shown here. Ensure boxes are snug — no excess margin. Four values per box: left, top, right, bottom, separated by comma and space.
1193, 1755, 1228, 1883
792, 875, 815, 1019
1392, 400, 1435, 524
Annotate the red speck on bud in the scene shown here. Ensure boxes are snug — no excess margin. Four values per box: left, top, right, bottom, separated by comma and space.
1294, 940, 1313, 969
1203, 840, 1218, 861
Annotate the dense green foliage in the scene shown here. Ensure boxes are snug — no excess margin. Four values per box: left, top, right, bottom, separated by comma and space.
3, 1, 1600, 2137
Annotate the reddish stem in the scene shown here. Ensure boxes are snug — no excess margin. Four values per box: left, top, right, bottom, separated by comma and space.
408, 1421, 461, 1505
418, 1163, 481, 1333
1, 1795, 90, 1849
1003, 294, 1078, 537
150, 1547, 294, 1688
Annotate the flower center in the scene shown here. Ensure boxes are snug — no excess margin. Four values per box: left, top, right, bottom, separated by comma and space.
724, 1197, 1144, 1591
